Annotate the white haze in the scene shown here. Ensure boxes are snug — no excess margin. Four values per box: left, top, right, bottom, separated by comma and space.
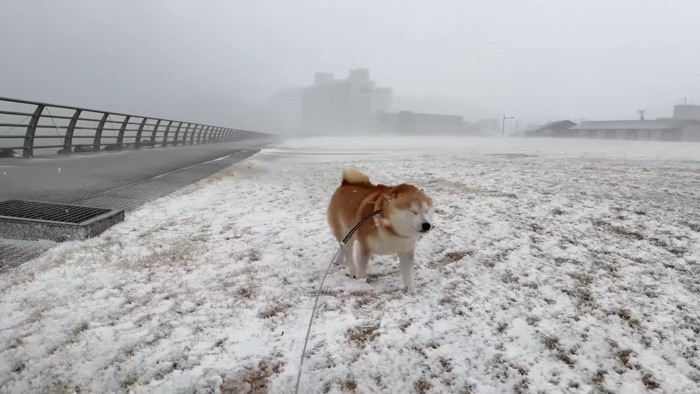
1, 0, 699, 134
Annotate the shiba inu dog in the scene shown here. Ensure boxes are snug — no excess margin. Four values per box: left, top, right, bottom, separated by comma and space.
327, 169, 434, 294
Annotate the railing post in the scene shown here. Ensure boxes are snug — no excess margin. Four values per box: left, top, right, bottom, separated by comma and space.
117, 115, 130, 150
189, 124, 199, 145
208, 126, 215, 142
216, 127, 223, 141
135, 118, 147, 148
162, 120, 173, 146
225, 129, 231, 140
197, 126, 211, 144
150, 119, 161, 146
93, 112, 109, 152
207, 127, 215, 142
196, 125, 206, 144
23, 104, 45, 158
63, 109, 82, 155
205, 126, 214, 142
177, 122, 188, 146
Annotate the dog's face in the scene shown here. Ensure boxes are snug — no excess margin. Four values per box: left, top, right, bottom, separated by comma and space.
383, 189, 434, 237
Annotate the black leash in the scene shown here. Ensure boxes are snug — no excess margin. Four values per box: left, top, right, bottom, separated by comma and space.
294, 209, 382, 393
341, 209, 383, 245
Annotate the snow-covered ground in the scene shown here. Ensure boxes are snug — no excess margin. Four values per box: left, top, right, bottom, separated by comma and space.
1, 137, 699, 393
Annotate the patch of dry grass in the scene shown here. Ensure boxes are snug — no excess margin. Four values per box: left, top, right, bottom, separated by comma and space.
347, 324, 380, 346
258, 302, 291, 319
220, 359, 284, 394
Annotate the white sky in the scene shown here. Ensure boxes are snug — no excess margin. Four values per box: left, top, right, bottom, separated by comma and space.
2, 0, 699, 128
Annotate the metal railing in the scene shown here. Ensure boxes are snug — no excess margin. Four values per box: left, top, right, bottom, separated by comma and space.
0, 97, 273, 158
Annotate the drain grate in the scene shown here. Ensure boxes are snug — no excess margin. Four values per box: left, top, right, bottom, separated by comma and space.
0, 199, 124, 242
0, 200, 112, 224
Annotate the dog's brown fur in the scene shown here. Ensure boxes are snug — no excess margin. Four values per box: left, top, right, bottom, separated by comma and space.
327, 169, 434, 294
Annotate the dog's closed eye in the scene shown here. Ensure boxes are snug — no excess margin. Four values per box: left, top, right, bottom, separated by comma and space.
410, 210, 419, 215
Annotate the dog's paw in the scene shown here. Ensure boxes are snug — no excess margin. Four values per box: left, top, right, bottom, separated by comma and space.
405, 287, 417, 295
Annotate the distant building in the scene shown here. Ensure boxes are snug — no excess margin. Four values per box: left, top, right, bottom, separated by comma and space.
528, 104, 700, 142
570, 120, 700, 141
301, 69, 392, 134
524, 120, 577, 137
673, 105, 700, 121
378, 111, 465, 135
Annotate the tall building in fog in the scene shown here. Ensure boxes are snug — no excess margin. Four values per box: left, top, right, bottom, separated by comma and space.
673, 105, 700, 121
301, 69, 392, 134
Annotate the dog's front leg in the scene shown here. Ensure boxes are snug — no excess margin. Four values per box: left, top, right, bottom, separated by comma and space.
399, 250, 416, 295
355, 244, 370, 282
343, 241, 356, 278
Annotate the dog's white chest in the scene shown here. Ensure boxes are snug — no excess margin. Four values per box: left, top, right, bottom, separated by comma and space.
368, 234, 417, 255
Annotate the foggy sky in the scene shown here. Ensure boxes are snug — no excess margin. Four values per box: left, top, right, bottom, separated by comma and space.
2, 0, 699, 131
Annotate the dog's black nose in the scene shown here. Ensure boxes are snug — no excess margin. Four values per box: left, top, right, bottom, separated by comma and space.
422, 222, 431, 232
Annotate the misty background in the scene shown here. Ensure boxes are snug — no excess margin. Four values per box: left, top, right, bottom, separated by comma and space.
1, 0, 699, 135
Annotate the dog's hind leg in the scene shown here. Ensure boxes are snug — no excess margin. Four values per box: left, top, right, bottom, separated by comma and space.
398, 250, 416, 295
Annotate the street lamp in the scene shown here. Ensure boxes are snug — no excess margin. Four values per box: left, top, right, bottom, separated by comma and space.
501, 114, 515, 136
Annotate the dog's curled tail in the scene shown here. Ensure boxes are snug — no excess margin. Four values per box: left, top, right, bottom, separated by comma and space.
341, 168, 370, 185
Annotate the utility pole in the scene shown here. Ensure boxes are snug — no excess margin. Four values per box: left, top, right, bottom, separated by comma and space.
501, 114, 515, 136
638, 110, 646, 120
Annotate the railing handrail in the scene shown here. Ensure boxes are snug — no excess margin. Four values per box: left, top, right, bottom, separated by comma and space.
0, 96, 204, 125
0, 96, 274, 158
